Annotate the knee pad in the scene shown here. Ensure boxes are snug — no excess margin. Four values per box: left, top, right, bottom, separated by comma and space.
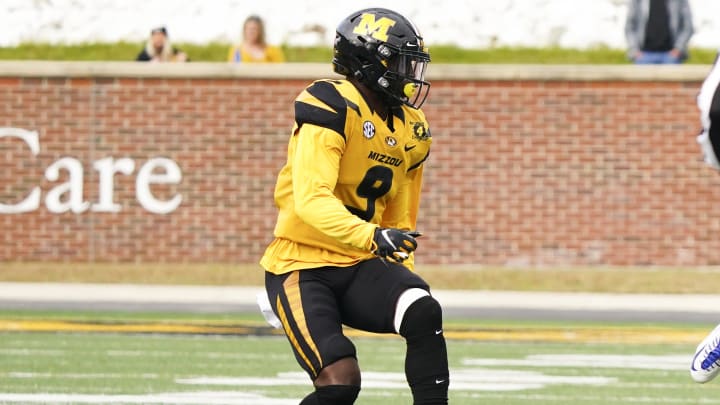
399, 295, 443, 339
394, 288, 430, 333
398, 295, 449, 402
315, 384, 360, 405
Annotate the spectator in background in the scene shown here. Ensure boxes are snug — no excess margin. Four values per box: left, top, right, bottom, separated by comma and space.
136, 26, 188, 62
625, 0, 694, 64
227, 15, 285, 63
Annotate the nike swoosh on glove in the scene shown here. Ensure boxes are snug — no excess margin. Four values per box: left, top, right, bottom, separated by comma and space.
372, 228, 422, 262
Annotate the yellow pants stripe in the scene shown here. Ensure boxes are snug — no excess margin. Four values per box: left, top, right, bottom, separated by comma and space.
276, 295, 317, 376
279, 271, 323, 376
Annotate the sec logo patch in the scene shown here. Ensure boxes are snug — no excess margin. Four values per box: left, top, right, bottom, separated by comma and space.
363, 121, 375, 139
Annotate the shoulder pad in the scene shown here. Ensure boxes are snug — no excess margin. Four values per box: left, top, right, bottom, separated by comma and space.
295, 80, 351, 138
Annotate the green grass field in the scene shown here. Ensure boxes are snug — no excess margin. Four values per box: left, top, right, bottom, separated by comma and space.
0, 310, 717, 404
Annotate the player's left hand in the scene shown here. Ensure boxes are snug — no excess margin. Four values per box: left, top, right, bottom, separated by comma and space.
372, 228, 421, 262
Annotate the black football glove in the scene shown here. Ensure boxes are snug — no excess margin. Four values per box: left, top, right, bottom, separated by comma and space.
372, 228, 422, 262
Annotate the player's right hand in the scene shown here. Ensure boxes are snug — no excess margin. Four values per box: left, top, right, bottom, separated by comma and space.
372, 228, 420, 262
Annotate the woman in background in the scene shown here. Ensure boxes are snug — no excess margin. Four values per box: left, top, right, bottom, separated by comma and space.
227, 15, 285, 63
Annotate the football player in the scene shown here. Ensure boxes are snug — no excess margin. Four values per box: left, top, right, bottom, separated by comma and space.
259, 7, 449, 405
691, 52, 720, 384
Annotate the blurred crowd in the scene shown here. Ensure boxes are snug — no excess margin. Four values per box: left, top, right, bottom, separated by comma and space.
137, 1, 695, 65
136, 15, 285, 63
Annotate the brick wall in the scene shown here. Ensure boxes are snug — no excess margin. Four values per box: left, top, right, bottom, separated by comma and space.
1, 62, 717, 266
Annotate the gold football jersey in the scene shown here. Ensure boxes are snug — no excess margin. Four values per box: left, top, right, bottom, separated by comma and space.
260, 79, 432, 274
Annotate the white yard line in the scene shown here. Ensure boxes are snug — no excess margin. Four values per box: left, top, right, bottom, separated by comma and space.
0, 389, 707, 405
177, 369, 615, 391
0, 392, 296, 405
0, 348, 65, 356
0, 353, 699, 403
463, 392, 720, 404
462, 354, 690, 370
6, 372, 159, 379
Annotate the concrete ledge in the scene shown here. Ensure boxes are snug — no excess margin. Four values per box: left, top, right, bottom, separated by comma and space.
2, 282, 719, 312
1, 282, 717, 321
429, 63, 711, 81
0, 61, 340, 80
0, 60, 711, 81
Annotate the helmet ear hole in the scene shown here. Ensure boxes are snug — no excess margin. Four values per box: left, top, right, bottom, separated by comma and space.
364, 42, 376, 54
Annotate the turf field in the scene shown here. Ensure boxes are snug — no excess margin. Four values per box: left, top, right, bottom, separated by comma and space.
0, 311, 718, 404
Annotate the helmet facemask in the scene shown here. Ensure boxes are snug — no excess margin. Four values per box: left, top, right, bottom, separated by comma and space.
376, 43, 430, 109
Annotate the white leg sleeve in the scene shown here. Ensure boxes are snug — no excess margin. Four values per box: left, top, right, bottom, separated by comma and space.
394, 288, 430, 334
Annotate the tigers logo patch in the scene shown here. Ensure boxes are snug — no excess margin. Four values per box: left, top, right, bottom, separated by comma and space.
412, 122, 431, 140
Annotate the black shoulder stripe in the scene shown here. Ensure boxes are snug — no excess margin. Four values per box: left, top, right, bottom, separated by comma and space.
295, 101, 346, 139
295, 81, 347, 138
408, 151, 429, 172
345, 97, 360, 116
307, 81, 347, 112
392, 106, 405, 122
309, 80, 360, 118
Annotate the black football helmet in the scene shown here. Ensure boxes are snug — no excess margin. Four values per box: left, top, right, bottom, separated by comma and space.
333, 8, 430, 109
